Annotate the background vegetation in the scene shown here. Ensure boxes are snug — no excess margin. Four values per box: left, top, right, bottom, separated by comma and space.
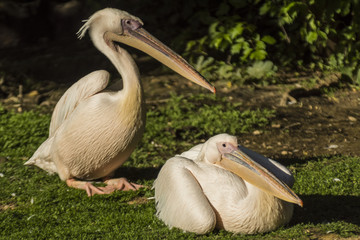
110, 0, 360, 85
2, 0, 360, 85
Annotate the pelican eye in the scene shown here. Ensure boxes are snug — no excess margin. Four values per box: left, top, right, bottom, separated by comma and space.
122, 19, 142, 31
222, 143, 226, 148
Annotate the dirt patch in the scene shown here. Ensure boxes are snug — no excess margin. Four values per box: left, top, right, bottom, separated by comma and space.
238, 88, 360, 160
128, 196, 150, 205
304, 228, 360, 240
0, 203, 16, 211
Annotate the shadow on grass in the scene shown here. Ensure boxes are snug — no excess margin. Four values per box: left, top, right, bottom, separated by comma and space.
274, 156, 316, 166
275, 154, 346, 167
291, 194, 360, 226
113, 166, 161, 181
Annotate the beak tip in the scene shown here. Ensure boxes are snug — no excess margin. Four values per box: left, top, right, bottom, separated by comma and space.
212, 87, 216, 94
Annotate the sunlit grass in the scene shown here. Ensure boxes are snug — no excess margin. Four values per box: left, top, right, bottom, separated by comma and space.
131, 93, 275, 167
0, 94, 359, 239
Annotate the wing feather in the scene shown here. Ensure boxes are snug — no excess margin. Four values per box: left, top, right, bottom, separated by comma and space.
176, 143, 203, 160
154, 157, 216, 234
25, 70, 110, 173
49, 70, 110, 136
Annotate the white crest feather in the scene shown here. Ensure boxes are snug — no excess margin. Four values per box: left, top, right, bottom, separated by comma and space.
77, 19, 90, 39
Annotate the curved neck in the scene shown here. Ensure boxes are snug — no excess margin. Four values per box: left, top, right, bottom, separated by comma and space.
106, 45, 143, 99
90, 30, 143, 100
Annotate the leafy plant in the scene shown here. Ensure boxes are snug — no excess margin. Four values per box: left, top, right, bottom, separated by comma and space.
177, 0, 360, 85
246, 61, 277, 80
192, 56, 243, 83
184, 15, 278, 84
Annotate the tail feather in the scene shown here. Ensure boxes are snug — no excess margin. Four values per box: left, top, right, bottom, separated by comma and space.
25, 137, 58, 174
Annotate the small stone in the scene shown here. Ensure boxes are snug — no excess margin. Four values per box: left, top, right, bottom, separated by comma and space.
252, 130, 261, 135
3, 96, 19, 104
26, 90, 39, 97
348, 116, 357, 122
281, 150, 288, 155
326, 144, 338, 149
271, 123, 281, 128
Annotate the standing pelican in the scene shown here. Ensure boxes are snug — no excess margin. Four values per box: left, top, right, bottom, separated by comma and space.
154, 134, 302, 234
25, 8, 215, 196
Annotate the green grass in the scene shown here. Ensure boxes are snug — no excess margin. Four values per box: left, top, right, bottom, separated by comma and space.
0, 94, 359, 239
131, 94, 275, 167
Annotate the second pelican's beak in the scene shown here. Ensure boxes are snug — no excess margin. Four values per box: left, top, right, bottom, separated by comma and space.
215, 143, 303, 207
109, 19, 215, 93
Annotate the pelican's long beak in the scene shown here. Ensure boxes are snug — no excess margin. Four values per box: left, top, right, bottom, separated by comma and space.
215, 143, 303, 207
110, 19, 215, 93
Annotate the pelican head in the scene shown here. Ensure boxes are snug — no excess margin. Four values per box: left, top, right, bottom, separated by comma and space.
198, 134, 303, 207
77, 8, 215, 93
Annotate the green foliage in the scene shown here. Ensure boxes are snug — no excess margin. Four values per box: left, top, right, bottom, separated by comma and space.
179, 0, 360, 85
185, 18, 276, 64
185, 15, 278, 83
82, 0, 360, 85
247, 61, 278, 80
55, 0, 360, 85
192, 56, 243, 83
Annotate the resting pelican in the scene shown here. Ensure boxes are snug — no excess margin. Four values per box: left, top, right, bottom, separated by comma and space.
25, 8, 215, 196
154, 134, 302, 234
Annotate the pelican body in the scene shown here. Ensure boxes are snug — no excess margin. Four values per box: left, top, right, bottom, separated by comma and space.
25, 8, 215, 196
154, 134, 302, 234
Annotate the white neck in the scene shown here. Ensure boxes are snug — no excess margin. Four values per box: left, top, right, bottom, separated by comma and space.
90, 30, 143, 101
107, 45, 142, 97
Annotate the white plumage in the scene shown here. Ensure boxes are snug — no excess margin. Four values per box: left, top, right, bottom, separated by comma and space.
154, 134, 301, 234
25, 8, 214, 196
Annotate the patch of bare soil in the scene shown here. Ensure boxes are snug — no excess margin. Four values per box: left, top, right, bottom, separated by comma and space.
234, 86, 360, 160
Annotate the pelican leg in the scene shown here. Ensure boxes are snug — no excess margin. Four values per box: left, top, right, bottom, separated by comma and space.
103, 177, 143, 191
66, 178, 142, 197
66, 178, 106, 197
